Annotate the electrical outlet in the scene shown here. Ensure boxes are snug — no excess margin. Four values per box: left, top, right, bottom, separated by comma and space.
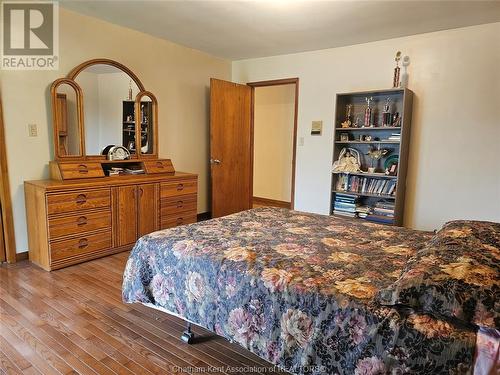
28, 124, 38, 137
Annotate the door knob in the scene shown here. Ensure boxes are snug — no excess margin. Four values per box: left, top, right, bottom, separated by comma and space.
210, 158, 221, 165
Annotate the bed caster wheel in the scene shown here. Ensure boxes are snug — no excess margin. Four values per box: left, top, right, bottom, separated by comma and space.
181, 322, 195, 344
181, 330, 195, 344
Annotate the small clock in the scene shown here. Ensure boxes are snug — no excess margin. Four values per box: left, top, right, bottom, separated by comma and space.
107, 145, 130, 161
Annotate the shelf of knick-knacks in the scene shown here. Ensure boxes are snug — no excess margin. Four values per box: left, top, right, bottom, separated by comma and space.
335, 141, 401, 144
330, 88, 413, 226
335, 126, 402, 131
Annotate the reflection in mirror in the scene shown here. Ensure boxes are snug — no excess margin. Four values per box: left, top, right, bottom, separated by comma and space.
54, 83, 81, 156
138, 95, 154, 154
75, 64, 140, 155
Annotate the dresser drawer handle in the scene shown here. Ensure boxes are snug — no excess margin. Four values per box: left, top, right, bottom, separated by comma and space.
176, 217, 184, 224
176, 184, 184, 191
176, 201, 184, 208
75, 194, 87, 204
78, 239, 88, 248
156, 162, 164, 168
77, 216, 87, 226
78, 164, 89, 174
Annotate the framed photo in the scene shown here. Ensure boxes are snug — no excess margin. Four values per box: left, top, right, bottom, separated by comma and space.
339, 133, 349, 142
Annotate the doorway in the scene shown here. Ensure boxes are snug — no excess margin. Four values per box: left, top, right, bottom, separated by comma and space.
209, 78, 298, 218
248, 79, 298, 210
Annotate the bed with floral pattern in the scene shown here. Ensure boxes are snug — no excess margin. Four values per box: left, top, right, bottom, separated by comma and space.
122, 208, 499, 374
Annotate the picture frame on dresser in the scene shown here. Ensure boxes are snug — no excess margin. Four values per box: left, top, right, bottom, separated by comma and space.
330, 88, 413, 226
24, 59, 198, 271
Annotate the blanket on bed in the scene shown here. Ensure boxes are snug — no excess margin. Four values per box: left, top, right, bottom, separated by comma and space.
122, 208, 478, 374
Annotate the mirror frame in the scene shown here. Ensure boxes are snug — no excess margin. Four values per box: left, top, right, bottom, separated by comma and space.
135, 91, 158, 159
50, 78, 85, 160
51, 58, 159, 160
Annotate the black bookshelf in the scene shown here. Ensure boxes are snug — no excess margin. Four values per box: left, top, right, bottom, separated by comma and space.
122, 100, 153, 154
330, 88, 413, 226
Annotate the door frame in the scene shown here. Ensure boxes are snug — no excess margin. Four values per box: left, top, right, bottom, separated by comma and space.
0, 95, 17, 262
247, 78, 299, 209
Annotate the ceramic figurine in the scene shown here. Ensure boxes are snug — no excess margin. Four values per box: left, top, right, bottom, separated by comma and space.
400, 55, 410, 88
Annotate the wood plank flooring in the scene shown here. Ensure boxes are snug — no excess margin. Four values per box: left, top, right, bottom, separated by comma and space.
0, 252, 289, 375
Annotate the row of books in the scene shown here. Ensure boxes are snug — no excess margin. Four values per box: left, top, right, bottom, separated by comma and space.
332, 194, 396, 224
384, 132, 401, 141
332, 193, 359, 218
336, 175, 397, 196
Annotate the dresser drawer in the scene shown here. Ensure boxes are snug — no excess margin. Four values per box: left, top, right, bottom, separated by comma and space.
48, 211, 111, 239
160, 213, 197, 229
160, 180, 197, 198
143, 159, 175, 174
161, 194, 197, 216
47, 189, 111, 215
59, 162, 104, 179
50, 231, 112, 261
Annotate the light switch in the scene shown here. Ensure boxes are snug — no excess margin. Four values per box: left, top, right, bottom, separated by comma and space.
28, 124, 38, 137
298, 137, 304, 146
311, 121, 322, 136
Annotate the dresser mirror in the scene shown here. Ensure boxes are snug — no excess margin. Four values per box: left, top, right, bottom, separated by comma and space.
51, 80, 83, 157
136, 93, 157, 155
50, 59, 158, 160
74, 64, 141, 155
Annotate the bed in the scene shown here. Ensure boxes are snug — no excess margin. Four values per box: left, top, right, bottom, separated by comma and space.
122, 207, 499, 374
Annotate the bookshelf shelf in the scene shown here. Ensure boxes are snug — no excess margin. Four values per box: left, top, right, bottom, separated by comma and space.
330, 88, 413, 226
335, 141, 400, 144
332, 171, 398, 179
332, 190, 396, 200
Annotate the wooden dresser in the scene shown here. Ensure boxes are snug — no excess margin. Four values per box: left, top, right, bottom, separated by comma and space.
27, 58, 201, 271
25, 169, 197, 271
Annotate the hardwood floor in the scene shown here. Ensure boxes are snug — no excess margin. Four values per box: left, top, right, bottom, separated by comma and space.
0, 252, 289, 375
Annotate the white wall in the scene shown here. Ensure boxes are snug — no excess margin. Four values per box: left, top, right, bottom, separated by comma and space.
233, 23, 500, 231
253, 85, 295, 202
0, 8, 231, 253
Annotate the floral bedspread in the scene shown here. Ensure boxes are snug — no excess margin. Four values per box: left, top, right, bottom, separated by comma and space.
122, 208, 478, 374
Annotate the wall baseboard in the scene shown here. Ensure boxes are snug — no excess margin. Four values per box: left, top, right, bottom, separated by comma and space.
197, 212, 212, 222
253, 196, 291, 209
15, 251, 28, 262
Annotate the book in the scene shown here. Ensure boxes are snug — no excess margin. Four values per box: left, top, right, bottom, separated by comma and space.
365, 214, 394, 224
333, 210, 357, 218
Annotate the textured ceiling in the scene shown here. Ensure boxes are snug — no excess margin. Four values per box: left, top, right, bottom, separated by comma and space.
61, 1, 500, 60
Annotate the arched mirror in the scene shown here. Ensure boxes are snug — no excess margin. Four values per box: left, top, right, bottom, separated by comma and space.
73, 63, 142, 156
51, 79, 84, 158
51, 59, 158, 160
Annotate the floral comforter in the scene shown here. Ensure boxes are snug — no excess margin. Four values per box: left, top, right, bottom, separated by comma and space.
122, 208, 479, 374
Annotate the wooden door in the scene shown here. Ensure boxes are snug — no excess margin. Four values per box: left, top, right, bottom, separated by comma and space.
138, 183, 159, 237
116, 186, 138, 246
0, 204, 5, 262
210, 78, 252, 218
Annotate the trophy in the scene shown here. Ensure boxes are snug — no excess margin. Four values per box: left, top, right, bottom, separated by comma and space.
128, 80, 133, 100
364, 97, 373, 127
382, 97, 392, 126
393, 51, 402, 88
341, 104, 353, 128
